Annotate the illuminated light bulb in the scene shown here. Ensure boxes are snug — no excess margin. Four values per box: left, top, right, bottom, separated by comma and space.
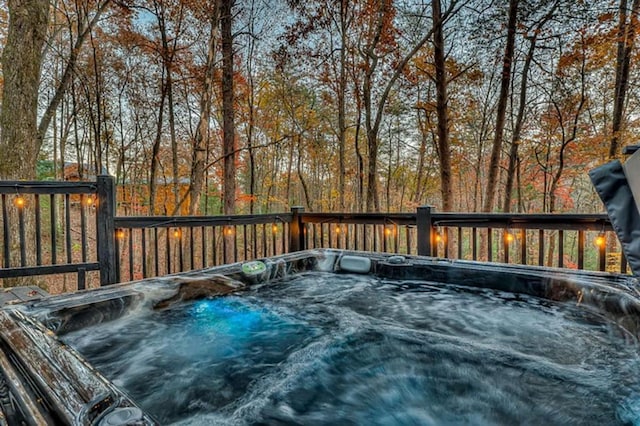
225, 227, 235, 236
14, 196, 25, 208
595, 234, 606, 248
173, 229, 181, 239
505, 232, 514, 243
435, 233, 442, 243
384, 227, 392, 236
85, 195, 95, 206
115, 229, 125, 239
335, 226, 341, 234
272, 224, 278, 234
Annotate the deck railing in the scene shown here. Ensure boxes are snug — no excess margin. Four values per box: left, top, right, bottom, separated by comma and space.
296, 209, 618, 272
0, 175, 626, 292
0, 179, 100, 290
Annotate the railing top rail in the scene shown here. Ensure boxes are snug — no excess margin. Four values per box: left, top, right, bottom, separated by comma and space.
115, 213, 293, 229
299, 211, 611, 231
300, 212, 417, 225
0, 181, 98, 194
432, 212, 611, 231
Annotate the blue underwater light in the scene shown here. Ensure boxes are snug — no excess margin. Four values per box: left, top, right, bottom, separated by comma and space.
188, 298, 265, 337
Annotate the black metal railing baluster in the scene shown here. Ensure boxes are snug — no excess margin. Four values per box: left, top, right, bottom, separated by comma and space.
178, 228, 184, 273
189, 227, 195, 271
212, 226, 218, 265
65, 194, 72, 264
80, 195, 87, 263
472, 228, 477, 260
154, 227, 159, 277
520, 229, 527, 265
252, 224, 258, 257
558, 230, 564, 268
18, 198, 26, 267
577, 230, 585, 270
234, 225, 239, 262
2, 194, 9, 267
372, 224, 378, 252
282, 223, 287, 254
128, 228, 134, 280
50, 194, 57, 265
142, 229, 148, 278
35, 194, 42, 265
165, 229, 171, 275
538, 230, 544, 267
243, 225, 248, 261
201, 226, 206, 268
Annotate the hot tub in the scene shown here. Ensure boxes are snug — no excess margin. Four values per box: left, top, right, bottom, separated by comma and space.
1, 249, 640, 425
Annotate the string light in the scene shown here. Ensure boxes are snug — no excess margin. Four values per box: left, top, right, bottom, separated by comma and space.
85, 195, 95, 206
595, 233, 606, 248
384, 227, 392, 237
505, 231, 514, 243
272, 224, 279, 234
335, 226, 341, 235
115, 229, 125, 239
225, 226, 235, 236
173, 228, 182, 239
14, 195, 25, 208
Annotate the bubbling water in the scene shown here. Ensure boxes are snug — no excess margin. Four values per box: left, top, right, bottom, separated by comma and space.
62, 272, 640, 425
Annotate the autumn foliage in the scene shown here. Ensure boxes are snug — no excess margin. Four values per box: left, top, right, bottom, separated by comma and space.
0, 0, 637, 216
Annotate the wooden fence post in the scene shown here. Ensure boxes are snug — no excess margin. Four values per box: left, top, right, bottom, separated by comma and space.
97, 175, 118, 285
289, 206, 305, 252
417, 205, 433, 256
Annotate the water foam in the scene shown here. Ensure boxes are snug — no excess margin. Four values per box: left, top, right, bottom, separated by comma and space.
62, 272, 640, 425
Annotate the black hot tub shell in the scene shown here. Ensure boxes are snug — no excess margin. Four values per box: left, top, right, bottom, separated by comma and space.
0, 249, 639, 425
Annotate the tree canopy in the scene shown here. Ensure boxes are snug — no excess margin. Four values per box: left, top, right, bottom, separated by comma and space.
0, 0, 634, 214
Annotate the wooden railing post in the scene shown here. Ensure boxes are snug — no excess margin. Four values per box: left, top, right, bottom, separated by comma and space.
289, 206, 305, 252
97, 175, 118, 285
417, 205, 433, 256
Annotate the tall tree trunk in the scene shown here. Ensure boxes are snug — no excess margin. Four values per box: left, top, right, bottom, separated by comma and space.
504, 35, 536, 212
337, 0, 349, 211
149, 71, 168, 215
354, 104, 364, 212
156, 1, 182, 212
246, 0, 257, 214
0, 0, 50, 179
189, 7, 219, 215
0, 0, 49, 285
221, 0, 236, 217
89, 32, 104, 174
297, 136, 312, 210
610, 0, 640, 159
432, 0, 452, 212
483, 0, 518, 212
168, 68, 179, 211
221, 0, 236, 263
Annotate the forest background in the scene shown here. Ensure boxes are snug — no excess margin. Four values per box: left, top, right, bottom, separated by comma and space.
0, 0, 637, 217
